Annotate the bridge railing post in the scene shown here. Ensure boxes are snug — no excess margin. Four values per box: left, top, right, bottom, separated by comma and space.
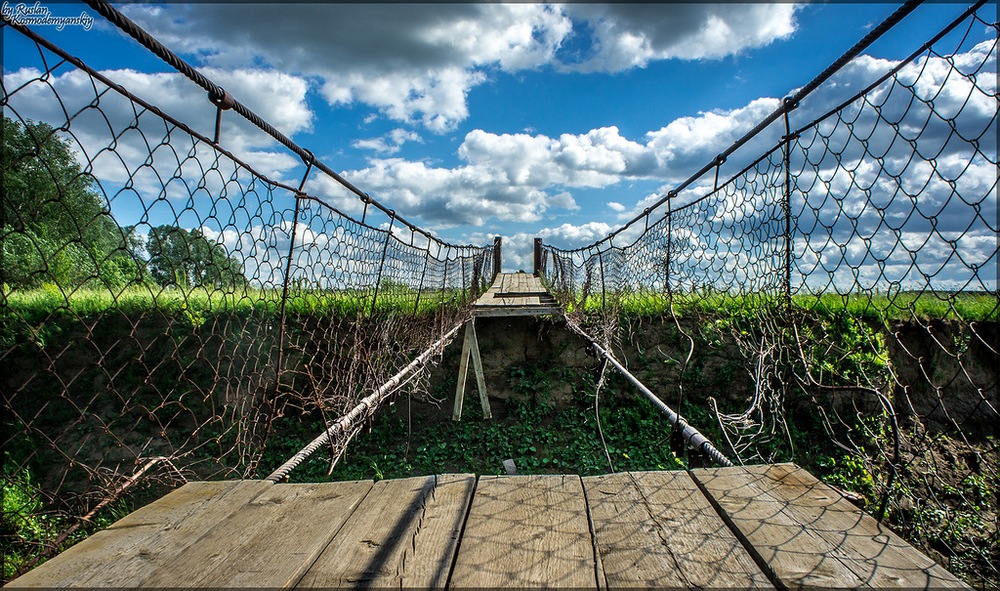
782, 106, 794, 308
533, 237, 543, 277
493, 236, 502, 281
471, 252, 482, 295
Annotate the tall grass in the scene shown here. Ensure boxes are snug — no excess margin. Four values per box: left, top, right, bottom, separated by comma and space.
794, 291, 999, 322
564, 288, 999, 323
2, 282, 471, 324
6, 283, 996, 327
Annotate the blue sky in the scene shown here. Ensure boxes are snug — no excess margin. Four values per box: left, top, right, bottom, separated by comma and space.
3, 1, 997, 271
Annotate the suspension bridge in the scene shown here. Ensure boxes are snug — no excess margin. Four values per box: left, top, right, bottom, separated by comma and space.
2, 0, 997, 588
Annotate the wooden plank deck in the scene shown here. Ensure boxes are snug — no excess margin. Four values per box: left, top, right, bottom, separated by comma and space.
8, 464, 970, 589
472, 272, 561, 317
585, 471, 772, 589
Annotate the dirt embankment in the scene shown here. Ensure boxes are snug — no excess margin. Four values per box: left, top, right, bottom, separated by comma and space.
427, 315, 996, 436
888, 320, 998, 436
426, 316, 597, 403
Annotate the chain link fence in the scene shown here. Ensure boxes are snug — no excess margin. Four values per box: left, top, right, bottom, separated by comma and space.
542, 3, 997, 586
1, 12, 492, 581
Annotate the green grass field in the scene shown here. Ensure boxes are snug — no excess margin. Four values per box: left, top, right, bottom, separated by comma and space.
567, 289, 999, 323
5, 283, 997, 327
2, 282, 474, 324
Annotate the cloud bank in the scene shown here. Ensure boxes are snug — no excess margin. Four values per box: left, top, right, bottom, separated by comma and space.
120, 4, 799, 132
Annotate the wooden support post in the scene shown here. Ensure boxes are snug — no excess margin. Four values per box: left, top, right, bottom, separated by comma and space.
453, 322, 471, 421
533, 238, 543, 276
493, 236, 502, 281
453, 318, 492, 421
470, 322, 491, 419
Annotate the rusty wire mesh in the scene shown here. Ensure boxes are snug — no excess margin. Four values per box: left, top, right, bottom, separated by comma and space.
543, 3, 998, 586
1, 14, 491, 580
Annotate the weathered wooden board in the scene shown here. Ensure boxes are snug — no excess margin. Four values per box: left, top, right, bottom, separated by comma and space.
584, 471, 772, 589
398, 474, 477, 588
137, 480, 373, 588
693, 464, 872, 589
6, 480, 272, 588
691, 464, 971, 590
472, 306, 562, 317
494, 291, 548, 297
9, 467, 969, 590
467, 324, 492, 419
449, 475, 596, 587
706, 464, 968, 589
298, 474, 475, 589
449, 475, 597, 588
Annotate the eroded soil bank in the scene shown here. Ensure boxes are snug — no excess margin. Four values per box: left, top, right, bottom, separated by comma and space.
427, 315, 997, 436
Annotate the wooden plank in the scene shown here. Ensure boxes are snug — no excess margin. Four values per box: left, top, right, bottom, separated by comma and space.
708, 464, 968, 589
692, 464, 970, 590
297, 476, 436, 588
449, 475, 597, 588
137, 480, 373, 588
453, 320, 475, 421
6, 480, 272, 588
692, 465, 870, 589
491, 295, 542, 305
399, 474, 476, 588
477, 297, 547, 306
298, 474, 475, 588
467, 321, 492, 420
583, 471, 772, 589
757, 464, 969, 589
494, 291, 549, 298
472, 307, 562, 318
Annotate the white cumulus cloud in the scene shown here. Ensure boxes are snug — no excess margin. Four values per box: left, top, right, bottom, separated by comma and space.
2, 66, 313, 189
559, 4, 799, 72
118, 3, 801, 132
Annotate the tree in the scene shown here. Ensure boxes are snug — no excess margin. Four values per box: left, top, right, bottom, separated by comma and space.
1, 117, 140, 288
144, 225, 246, 289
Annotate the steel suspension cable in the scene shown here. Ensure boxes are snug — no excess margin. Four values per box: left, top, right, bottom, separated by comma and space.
82, 0, 450, 247
564, 318, 735, 468
573, 0, 928, 253
265, 320, 466, 482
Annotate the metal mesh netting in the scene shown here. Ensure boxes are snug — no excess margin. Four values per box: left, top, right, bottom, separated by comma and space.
1, 14, 491, 580
543, 4, 998, 586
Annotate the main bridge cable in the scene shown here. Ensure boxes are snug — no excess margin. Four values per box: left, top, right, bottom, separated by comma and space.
82, 0, 444, 247
1, 10, 470, 257
564, 318, 735, 468
1, 16, 491, 270
573, 0, 928, 253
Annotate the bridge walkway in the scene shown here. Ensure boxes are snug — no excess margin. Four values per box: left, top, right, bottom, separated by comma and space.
7, 464, 967, 589
471, 272, 561, 317
452, 272, 561, 421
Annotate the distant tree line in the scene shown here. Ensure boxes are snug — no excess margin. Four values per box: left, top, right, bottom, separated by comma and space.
2, 117, 246, 290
